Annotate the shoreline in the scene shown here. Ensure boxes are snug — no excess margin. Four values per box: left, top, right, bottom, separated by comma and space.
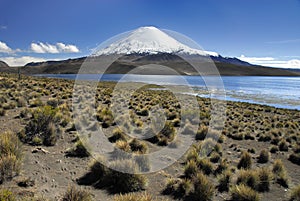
32, 73, 300, 111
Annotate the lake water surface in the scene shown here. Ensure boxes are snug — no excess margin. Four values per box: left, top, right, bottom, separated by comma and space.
35, 74, 300, 110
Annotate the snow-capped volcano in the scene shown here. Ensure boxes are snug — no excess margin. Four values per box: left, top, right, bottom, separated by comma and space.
95, 26, 219, 56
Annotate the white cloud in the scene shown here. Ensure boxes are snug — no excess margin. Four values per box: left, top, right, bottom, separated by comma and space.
0, 56, 46, 66
57, 42, 79, 53
238, 55, 300, 69
0, 26, 7, 30
31, 42, 59, 53
0, 41, 13, 53
31, 42, 79, 53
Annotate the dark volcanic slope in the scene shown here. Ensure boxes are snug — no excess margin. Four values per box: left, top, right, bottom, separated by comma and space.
0, 60, 19, 73
0, 60, 9, 67
0, 54, 299, 76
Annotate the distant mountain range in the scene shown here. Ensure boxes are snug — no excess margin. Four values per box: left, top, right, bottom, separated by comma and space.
0, 26, 299, 76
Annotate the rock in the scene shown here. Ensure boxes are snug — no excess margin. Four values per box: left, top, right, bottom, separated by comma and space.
32, 147, 49, 154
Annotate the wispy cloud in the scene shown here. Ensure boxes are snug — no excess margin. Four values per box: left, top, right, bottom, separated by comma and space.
238, 55, 300, 69
31, 42, 79, 53
265, 39, 300, 44
0, 56, 47, 66
0, 26, 7, 30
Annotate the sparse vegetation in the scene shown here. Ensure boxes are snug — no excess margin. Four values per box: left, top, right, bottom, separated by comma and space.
191, 172, 215, 201
19, 105, 60, 146
257, 149, 270, 163
61, 185, 92, 201
230, 184, 260, 201
0, 131, 22, 183
0, 73, 299, 201
238, 151, 252, 169
289, 184, 300, 201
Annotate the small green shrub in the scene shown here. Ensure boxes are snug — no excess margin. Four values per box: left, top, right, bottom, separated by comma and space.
0, 189, 16, 201
230, 184, 260, 201
21, 106, 59, 146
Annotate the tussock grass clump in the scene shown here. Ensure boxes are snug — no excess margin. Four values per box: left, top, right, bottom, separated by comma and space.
237, 169, 259, 190
29, 98, 43, 107
129, 139, 148, 154
279, 139, 289, 152
209, 151, 221, 163
163, 178, 180, 195
270, 145, 279, 153
0, 107, 5, 116
272, 159, 289, 188
289, 184, 300, 201
159, 121, 175, 142
109, 128, 127, 143
78, 157, 147, 193
257, 149, 270, 163
198, 158, 214, 175
20, 106, 60, 146
0, 189, 16, 201
109, 159, 148, 193
62, 185, 92, 201
289, 153, 300, 165
238, 151, 252, 169
257, 167, 273, 192
217, 170, 232, 192
184, 160, 198, 178
191, 172, 215, 201
0, 131, 22, 183
195, 125, 208, 141
185, 147, 200, 163
230, 184, 260, 201
177, 179, 193, 196
66, 140, 90, 158
113, 192, 160, 201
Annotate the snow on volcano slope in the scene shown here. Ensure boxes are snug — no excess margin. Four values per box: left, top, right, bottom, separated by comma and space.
95, 26, 219, 56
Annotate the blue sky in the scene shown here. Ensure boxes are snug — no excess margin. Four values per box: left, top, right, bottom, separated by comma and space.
0, 0, 300, 68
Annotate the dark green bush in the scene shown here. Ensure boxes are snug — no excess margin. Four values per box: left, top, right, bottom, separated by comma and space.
20, 106, 60, 146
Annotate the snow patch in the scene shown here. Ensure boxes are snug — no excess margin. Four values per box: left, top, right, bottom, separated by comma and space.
94, 26, 219, 56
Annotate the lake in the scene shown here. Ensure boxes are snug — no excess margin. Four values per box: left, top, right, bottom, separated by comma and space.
35, 74, 300, 110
